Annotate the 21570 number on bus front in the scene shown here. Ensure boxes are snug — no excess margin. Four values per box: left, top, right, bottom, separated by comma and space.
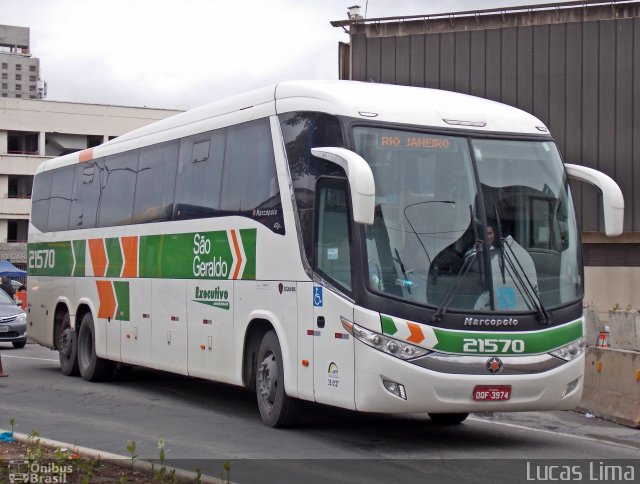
462, 338, 525, 354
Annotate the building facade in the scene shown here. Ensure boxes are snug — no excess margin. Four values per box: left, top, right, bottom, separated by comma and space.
0, 97, 181, 270
0, 24, 44, 99
332, 1, 640, 313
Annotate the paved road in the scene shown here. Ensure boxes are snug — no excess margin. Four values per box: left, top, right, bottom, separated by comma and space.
1, 344, 638, 483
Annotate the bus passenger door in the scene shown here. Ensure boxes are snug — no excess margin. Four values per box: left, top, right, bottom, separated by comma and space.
312, 180, 356, 409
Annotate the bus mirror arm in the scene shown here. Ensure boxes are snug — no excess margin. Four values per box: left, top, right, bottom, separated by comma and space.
311, 147, 376, 225
565, 164, 624, 237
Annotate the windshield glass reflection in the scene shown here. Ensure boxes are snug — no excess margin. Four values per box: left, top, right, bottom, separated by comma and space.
353, 127, 583, 313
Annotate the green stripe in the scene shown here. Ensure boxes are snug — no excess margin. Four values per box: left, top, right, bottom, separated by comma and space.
381, 315, 398, 336
71, 240, 85, 277
113, 281, 130, 321
239, 229, 257, 280
29, 228, 258, 279
431, 319, 583, 355
28, 242, 74, 276
105, 238, 123, 277
193, 300, 230, 310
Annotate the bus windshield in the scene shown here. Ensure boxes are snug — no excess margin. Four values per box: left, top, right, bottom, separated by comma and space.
353, 127, 582, 313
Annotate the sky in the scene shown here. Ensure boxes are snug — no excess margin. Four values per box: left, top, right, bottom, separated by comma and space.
2, 0, 569, 111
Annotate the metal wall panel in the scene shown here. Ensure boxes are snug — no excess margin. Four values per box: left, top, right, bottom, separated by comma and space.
634, 18, 640, 231
409, 34, 425, 86
349, 13, 639, 234
381, 37, 396, 84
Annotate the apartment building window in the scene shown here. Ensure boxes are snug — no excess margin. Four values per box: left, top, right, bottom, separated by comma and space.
1, 73, 6, 80
7, 220, 29, 243
1, 63, 7, 69
15, 74, 21, 81
1, 83, 6, 89
8, 175, 33, 199
1, 94, 7, 98
8, 131, 39, 154
15, 84, 21, 91
29, 75, 36, 82
15, 94, 21, 98
29, 65, 36, 72
29, 85, 36, 92
16, 64, 21, 71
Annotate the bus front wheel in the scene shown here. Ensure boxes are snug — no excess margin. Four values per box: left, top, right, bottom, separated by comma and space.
57, 312, 79, 376
256, 330, 302, 428
77, 313, 114, 382
428, 412, 469, 425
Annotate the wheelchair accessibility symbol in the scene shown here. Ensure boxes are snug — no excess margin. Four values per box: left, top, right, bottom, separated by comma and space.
313, 287, 323, 307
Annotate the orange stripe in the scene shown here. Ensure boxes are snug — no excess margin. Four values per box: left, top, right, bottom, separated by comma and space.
406, 322, 426, 344
120, 236, 138, 278
79, 148, 94, 163
88, 239, 107, 277
96, 281, 116, 319
230, 230, 243, 280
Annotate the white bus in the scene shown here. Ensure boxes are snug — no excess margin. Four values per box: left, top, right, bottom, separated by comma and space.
27, 81, 623, 427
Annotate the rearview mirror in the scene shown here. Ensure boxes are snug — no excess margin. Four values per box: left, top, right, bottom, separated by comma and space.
565, 164, 624, 237
311, 147, 375, 225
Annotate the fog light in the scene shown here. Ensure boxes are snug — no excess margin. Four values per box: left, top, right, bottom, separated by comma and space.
561, 378, 580, 398
383, 379, 407, 400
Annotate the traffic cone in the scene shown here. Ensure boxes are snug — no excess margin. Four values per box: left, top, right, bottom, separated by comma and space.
0, 353, 7, 377
596, 330, 609, 348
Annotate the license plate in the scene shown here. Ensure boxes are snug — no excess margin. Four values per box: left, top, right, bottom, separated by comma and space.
0, 325, 8, 332
473, 385, 511, 401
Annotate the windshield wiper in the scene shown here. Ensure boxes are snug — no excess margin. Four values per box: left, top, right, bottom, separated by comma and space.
494, 208, 552, 325
431, 206, 481, 323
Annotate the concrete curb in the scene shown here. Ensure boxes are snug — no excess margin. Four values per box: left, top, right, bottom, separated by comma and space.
1, 429, 226, 483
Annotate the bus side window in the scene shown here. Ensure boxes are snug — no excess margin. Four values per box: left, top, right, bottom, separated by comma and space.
47, 165, 75, 231
134, 140, 179, 223
31, 169, 53, 232
97, 150, 139, 227
69, 163, 101, 229
220, 118, 284, 233
174, 130, 224, 220
314, 180, 352, 292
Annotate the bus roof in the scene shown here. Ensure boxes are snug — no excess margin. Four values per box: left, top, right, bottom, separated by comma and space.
36, 80, 548, 174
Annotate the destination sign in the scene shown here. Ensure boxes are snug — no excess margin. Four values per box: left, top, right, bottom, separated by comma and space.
379, 135, 452, 150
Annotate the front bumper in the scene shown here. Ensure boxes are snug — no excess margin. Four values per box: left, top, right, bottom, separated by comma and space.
354, 340, 584, 413
0, 320, 27, 343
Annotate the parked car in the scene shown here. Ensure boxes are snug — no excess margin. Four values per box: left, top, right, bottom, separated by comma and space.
0, 288, 27, 348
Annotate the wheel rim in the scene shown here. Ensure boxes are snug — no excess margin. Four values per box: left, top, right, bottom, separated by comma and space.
257, 351, 278, 408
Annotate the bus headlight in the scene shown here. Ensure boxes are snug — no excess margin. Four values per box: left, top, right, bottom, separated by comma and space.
341, 317, 430, 360
549, 338, 586, 362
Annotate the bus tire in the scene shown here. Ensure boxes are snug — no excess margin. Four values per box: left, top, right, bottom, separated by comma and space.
428, 412, 469, 425
57, 312, 79, 376
77, 313, 114, 382
256, 330, 302, 428
12, 341, 26, 349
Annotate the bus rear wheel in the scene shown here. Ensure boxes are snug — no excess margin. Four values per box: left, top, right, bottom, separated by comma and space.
57, 313, 79, 376
428, 412, 469, 425
256, 330, 302, 428
77, 313, 114, 382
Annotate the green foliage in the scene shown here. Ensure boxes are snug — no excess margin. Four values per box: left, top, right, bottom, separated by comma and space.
126, 438, 138, 465
220, 460, 232, 484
